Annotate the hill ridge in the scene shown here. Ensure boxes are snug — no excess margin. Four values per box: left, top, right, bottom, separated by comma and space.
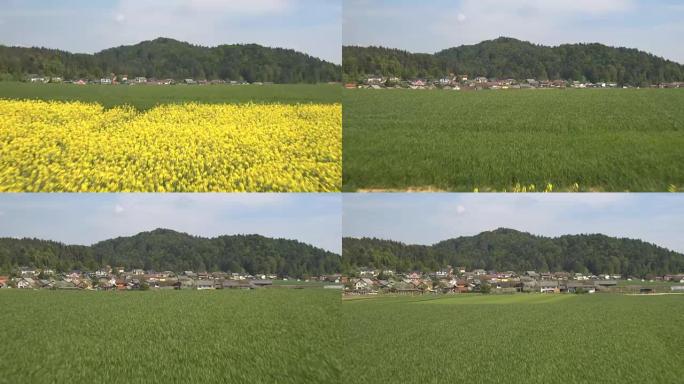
0, 229, 341, 276
342, 229, 683, 276
342, 37, 684, 85
0, 37, 341, 83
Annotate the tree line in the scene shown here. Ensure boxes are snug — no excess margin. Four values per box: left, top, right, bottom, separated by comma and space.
0, 37, 341, 83
343, 37, 684, 86
342, 228, 684, 277
0, 229, 341, 277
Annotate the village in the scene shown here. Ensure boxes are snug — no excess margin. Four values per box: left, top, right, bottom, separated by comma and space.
0, 266, 345, 291
343, 266, 684, 295
25, 73, 277, 86
346, 74, 684, 90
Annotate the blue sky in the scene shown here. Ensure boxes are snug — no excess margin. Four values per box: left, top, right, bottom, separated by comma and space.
343, 194, 684, 253
344, 0, 684, 64
0, 0, 341, 64
0, 194, 341, 253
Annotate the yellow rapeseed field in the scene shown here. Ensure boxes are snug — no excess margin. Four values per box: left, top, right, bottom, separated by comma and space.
0, 99, 341, 192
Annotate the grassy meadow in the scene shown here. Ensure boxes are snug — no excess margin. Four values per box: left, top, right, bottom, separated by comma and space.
342, 293, 684, 384
0, 289, 340, 384
342, 88, 684, 192
0, 82, 340, 109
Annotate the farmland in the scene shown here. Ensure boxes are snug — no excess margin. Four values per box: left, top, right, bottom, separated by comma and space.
342, 89, 684, 192
0, 289, 340, 384
0, 82, 340, 109
342, 294, 684, 384
0, 85, 341, 192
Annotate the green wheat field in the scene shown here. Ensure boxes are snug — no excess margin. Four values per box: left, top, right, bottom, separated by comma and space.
343, 88, 684, 192
0, 289, 340, 384
0, 82, 340, 109
342, 293, 684, 384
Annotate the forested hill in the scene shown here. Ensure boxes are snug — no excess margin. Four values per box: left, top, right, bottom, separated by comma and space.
342, 228, 684, 277
0, 37, 341, 83
0, 229, 341, 277
343, 37, 684, 86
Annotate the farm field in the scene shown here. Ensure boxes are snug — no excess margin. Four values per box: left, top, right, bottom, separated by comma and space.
342, 294, 684, 384
0, 85, 341, 192
0, 82, 341, 109
342, 89, 684, 192
0, 289, 340, 384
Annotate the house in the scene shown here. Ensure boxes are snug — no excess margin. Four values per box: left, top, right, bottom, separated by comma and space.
472, 269, 486, 276
408, 272, 422, 280
196, 280, 215, 290
185, 79, 197, 85
564, 281, 595, 293
525, 271, 539, 279
392, 281, 420, 295
474, 76, 488, 83
100, 78, 112, 85
132, 269, 145, 276
95, 269, 110, 278
438, 77, 452, 86
364, 76, 383, 85
0, 276, 8, 288
53, 280, 77, 290
376, 280, 392, 290
434, 269, 450, 278
354, 278, 375, 291
325, 274, 342, 283
74, 79, 87, 85
20, 267, 37, 277
134, 77, 147, 84
455, 280, 470, 293
539, 280, 559, 293
222, 280, 255, 289
115, 279, 127, 290
28, 74, 47, 83
16, 278, 35, 289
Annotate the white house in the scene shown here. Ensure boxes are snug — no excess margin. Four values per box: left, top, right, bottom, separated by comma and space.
17, 278, 35, 289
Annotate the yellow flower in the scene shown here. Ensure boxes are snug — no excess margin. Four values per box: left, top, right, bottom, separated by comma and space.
0, 100, 341, 192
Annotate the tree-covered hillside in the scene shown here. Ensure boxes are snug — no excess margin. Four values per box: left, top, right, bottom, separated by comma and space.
343, 37, 684, 86
342, 228, 684, 277
0, 37, 341, 83
0, 229, 341, 277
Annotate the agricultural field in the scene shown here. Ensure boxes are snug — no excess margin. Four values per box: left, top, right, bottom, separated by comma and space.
0, 84, 341, 192
342, 89, 684, 192
342, 294, 684, 384
0, 289, 340, 384
0, 82, 340, 109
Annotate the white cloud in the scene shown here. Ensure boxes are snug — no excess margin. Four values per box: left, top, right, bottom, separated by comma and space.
456, 13, 466, 23
114, 204, 125, 214
456, 205, 466, 214
114, 13, 126, 23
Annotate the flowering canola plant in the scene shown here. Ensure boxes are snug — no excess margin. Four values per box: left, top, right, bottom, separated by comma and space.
0, 100, 341, 192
